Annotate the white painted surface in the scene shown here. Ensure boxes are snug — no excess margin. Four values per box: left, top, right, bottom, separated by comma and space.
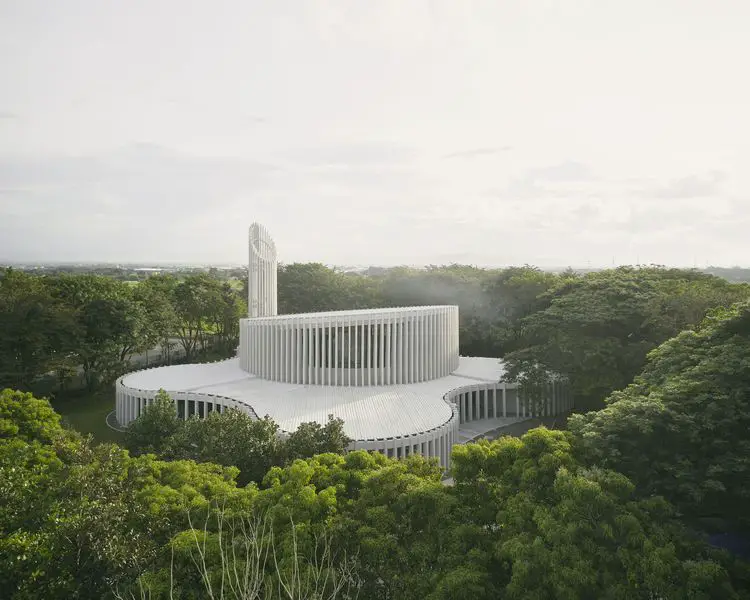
119, 355, 501, 440
248, 222, 277, 318
239, 305, 460, 386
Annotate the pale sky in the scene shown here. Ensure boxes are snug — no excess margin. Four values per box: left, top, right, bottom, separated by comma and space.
1, 0, 749, 268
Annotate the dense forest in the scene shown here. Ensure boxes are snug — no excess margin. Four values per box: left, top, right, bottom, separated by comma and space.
1, 263, 749, 597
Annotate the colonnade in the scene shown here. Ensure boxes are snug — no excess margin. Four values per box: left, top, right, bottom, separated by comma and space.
239, 306, 460, 386
115, 376, 460, 469
451, 379, 573, 424
115, 382, 258, 426
352, 401, 459, 470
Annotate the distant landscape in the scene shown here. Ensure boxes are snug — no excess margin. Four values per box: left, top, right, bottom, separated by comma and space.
4, 261, 750, 282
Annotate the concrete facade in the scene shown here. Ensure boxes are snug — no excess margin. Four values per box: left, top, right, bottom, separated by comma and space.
239, 306, 459, 386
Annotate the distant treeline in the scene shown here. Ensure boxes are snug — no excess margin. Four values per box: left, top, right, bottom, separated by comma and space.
5, 262, 750, 283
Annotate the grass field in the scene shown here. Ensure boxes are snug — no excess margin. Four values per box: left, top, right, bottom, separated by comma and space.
51, 389, 125, 444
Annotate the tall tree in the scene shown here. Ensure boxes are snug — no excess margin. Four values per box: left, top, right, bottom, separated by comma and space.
450, 428, 740, 599
283, 414, 352, 462
48, 274, 154, 388
569, 300, 750, 535
171, 273, 218, 360
502, 267, 750, 410
132, 274, 180, 363
206, 281, 245, 354
0, 270, 79, 390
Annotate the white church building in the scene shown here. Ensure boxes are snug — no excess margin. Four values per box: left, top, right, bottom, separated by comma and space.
116, 223, 572, 469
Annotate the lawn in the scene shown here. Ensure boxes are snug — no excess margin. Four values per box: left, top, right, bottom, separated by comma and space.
51, 388, 126, 444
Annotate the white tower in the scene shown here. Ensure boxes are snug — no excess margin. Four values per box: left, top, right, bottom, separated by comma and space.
248, 223, 277, 317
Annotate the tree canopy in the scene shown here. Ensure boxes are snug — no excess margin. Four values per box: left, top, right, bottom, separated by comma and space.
502, 267, 750, 410
2, 390, 748, 598
569, 300, 750, 536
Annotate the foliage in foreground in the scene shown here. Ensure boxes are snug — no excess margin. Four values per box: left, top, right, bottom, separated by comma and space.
124, 390, 352, 484
2, 388, 747, 599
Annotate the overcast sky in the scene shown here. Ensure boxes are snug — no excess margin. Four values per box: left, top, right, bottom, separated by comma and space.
1, 1, 749, 268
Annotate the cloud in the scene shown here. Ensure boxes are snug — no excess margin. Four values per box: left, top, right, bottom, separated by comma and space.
278, 141, 415, 167
442, 146, 512, 159
0, 142, 431, 263
523, 160, 595, 184
0, 151, 277, 231
649, 171, 726, 199
473, 161, 740, 247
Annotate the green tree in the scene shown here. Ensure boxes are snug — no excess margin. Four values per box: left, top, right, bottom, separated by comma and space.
206, 281, 246, 354
170, 409, 283, 485
278, 262, 385, 314
0, 269, 79, 390
502, 267, 750, 410
49, 274, 154, 388
123, 389, 183, 456
172, 273, 231, 360
132, 275, 180, 363
450, 428, 741, 599
1, 389, 248, 599
569, 300, 750, 535
0, 388, 63, 443
284, 415, 352, 462
482, 265, 570, 354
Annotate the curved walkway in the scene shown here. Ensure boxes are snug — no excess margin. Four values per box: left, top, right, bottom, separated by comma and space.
105, 410, 127, 433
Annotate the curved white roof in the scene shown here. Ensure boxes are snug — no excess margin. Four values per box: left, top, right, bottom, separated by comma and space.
246, 305, 455, 322
120, 356, 505, 440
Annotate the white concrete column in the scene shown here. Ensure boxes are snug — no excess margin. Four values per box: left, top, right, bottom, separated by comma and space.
418, 313, 424, 382
408, 315, 415, 383
375, 316, 385, 385
385, 322, 392, 385
427, 312, 433, 380
444, 307, 450, 375
440, 433, 446, 469
435, 310, 440, 379
401, 318, 407, 383
365, 318, 371, 385
326, 321, 332, 386
116, 388, 122, 425
356, 321, 362, 386
317, 325, 323, 385
333, 324, 339, 386
288, 322, 293, 382
303, 324, 310, 384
